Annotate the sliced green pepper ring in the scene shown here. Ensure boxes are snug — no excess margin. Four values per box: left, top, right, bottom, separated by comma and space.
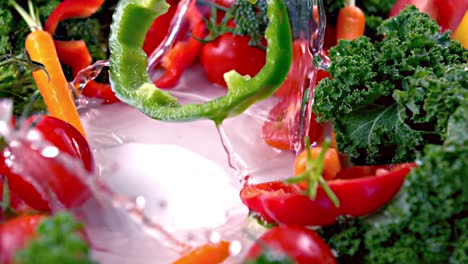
109, 0, 293, 125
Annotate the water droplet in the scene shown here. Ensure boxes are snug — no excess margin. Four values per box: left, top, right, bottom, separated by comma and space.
135, 195, 146, 209
71, 60, 109, 95
26, 130, 42, 142
229, 240, 242, 256
41, 146, 59, 158
209, 231, 221, 243
241, 175, 253, 186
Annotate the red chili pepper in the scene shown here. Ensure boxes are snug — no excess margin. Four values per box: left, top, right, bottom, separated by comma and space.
154, 0, 205, 88
143, 0, 180, 56
44, 0, 119, 103
240, 163, 417, 226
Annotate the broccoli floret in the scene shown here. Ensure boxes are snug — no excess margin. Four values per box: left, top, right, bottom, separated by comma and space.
313, 6, 468, 165
231, 0, 268, 46
15, 212, 98, 264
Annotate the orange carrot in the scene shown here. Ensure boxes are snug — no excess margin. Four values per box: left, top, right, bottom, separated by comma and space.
336, 0, 366, 41
11, 0, 86, 137
173, 241, 231, 264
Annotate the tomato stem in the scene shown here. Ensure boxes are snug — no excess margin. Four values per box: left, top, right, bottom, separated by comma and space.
287, 137, 340, 207
1, 177, 18, 220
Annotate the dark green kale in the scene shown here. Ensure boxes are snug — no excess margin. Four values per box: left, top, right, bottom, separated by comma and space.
313, 6, 468, 165
15, 212, 98, 264
319, 104, 468, 263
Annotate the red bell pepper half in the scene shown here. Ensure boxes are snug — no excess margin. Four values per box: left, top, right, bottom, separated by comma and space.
153, 0, 205, 88
240, 163, 417, 226
44, 0, 119, 103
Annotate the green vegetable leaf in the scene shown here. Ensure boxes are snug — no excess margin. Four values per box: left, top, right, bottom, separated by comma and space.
15, 212, 98, 264
313, 6, 468, 164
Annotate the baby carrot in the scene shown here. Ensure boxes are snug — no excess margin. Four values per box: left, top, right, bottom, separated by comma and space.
336, 0, 366, 41
11, 0, 86, 137
173, 241, 231, 264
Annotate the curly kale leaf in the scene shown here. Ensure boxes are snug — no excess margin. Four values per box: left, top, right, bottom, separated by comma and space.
313, 6, 468, 165
319, 107, 468, 263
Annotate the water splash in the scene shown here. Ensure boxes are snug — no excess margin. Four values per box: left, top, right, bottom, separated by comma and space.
72, 60, 109, 95
217, 124, 248, 181
147, 0, 192, 76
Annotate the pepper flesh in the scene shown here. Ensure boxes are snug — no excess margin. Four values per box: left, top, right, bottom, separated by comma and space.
240, 163, 417, 226
155, 0, 205, 88
109, 0, 292, 124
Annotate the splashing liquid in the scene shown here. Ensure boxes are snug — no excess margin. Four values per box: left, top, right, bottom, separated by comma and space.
52, 0, 329, 262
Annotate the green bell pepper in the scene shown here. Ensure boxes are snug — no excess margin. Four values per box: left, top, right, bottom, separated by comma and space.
109, 0, 293, 125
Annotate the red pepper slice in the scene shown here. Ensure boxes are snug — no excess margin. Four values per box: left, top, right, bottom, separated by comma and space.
44, 0, 119, 103
154, 0, 205, 88
53, 40, 119, 103
143, 0, 180, 56
240, 163, 417, 226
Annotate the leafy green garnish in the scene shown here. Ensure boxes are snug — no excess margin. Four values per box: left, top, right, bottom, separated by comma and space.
286, 138, 339, 207
313, 6, 468, 165
15, 212, 98, 264
318, 103, 468, 263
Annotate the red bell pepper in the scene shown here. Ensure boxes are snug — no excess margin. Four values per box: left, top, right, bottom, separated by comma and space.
240, 163, 417, 226
388, 0, 468, 33
153, 0, 205, 88
44, 0, 119, 103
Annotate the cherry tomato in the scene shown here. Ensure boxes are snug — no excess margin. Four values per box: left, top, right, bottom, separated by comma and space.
389, 0, 468, 33
240, 163, 416, 226
244, 226, 337, 264
294, 146, 341, 181
0, 116, 94, 211
200, 33, 266, 87
0, 214, 45, 264
0, 178, 32, 222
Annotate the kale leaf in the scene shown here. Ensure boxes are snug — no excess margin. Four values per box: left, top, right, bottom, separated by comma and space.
313, 6, 468, 165
319, 104, 468, 263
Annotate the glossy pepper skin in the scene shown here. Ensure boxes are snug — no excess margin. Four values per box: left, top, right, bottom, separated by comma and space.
155, 0, 205, 88
109, 0, 293, 125
240, 163, 417, 226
